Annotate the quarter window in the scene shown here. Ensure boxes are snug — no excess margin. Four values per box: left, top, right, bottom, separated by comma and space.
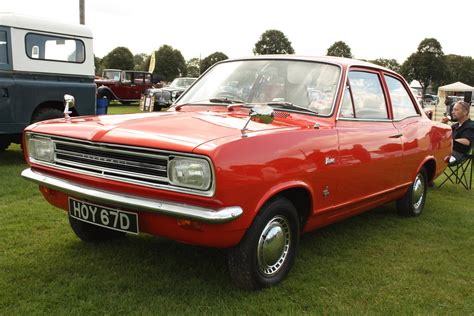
347, 71, 388, 119
0, 31, 8, 64
384, 75, 419, 120
25, 33, 85, 63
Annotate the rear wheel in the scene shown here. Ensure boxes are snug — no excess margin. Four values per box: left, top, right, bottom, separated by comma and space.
69, 214, 125, 242
228, 197, 300, 290
396, 167, 427, 217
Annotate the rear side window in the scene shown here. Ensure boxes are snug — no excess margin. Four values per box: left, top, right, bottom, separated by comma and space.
347, 71, 388, 119
0, 31, 8, 64
384, 75, 419, 120
25, 33, 85, 63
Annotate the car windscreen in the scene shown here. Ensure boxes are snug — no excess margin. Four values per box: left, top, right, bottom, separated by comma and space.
176, 60, 341, 115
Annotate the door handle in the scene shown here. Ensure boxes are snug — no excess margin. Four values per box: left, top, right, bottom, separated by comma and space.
389, 133, 403, 138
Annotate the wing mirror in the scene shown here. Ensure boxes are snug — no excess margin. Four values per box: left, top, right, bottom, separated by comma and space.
241, 105, 274, 137
64, 94, 75, 119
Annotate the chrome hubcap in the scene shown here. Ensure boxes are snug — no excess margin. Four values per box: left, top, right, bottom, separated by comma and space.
412, 173, 425, 210
257, 216, 291, 277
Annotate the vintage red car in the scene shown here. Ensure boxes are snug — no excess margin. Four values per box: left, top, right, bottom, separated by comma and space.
22, 56, 452, 290
95, 69, 154, 104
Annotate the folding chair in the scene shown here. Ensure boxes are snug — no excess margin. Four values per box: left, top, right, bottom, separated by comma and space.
438, 151, 473, 190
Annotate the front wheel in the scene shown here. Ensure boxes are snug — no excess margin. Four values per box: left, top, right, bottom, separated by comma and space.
69, 214, 125, 242
396, 167, 428, 217
228, 197, 300, 290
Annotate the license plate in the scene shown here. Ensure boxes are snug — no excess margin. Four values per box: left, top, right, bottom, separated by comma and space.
68, 198, 139, 234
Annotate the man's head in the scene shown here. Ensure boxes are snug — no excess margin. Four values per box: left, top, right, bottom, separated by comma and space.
451, 101, 470, 123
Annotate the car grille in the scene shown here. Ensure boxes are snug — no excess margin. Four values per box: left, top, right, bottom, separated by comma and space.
53, 138, 170, 186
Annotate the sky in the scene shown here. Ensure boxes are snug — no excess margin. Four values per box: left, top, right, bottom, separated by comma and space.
2, 0, 473, 63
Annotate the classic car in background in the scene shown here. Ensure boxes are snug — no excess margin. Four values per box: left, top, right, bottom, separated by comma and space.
139, 77, 196, 111
22, 56, 452, 290
96, 69, 154, 104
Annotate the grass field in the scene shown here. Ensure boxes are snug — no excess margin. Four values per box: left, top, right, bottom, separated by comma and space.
1, 104, 473, 314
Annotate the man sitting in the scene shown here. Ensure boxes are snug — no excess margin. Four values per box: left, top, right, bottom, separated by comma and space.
441, 101, 474, 164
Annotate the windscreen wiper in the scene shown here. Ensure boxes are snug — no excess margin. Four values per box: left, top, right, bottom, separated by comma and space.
209, 97, 247, 104
265, 101, 316, 114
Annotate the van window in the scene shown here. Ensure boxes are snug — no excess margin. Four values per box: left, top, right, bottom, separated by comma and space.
25, 33, 85, 63
0, 31, 8, 64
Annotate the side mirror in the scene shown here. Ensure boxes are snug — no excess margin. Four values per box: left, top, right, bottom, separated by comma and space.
241, 105, 274, 137
64, 94, 75, 119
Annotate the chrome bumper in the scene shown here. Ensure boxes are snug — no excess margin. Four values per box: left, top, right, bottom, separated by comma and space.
21, 168, 243, 224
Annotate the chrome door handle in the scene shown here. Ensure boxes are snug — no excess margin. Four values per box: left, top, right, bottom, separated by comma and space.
389, 133, 403, 138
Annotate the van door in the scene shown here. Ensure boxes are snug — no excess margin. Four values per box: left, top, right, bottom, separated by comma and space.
0, 27, 15, 125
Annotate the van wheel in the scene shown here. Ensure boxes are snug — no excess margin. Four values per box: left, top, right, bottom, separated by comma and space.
68, 214, 125, 242
32, 108, 64, 123
228, 197, 299, 290
0, 134, 11, 151
397, 167, 427, 217
0, 138, 11, 152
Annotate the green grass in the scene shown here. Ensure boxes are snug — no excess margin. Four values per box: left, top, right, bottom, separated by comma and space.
1, 105, 473, 314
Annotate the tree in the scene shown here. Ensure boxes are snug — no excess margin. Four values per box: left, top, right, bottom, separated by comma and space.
101, 46, 134, 70
150, 45, 187, 82
133, 53, 149, 71
370, 58, 401, 73
253, 30, 295, 55
200, 52, 228, 74
445, 54, 474, 86
400, 38, 447, 94
94, 55, 103, 76
186, 58, 201, 77
326, 41, 353, 58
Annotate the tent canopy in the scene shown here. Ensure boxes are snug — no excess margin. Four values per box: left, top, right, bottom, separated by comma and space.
438, 81, 474, 92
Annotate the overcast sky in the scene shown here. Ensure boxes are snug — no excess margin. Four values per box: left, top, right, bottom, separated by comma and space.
3, 0, 473, 62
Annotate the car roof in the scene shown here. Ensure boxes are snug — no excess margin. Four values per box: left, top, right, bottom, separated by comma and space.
224, 55, 397, 75
0, 13, 93, 38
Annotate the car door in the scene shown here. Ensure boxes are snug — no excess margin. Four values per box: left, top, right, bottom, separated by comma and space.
0, 27, 14, 125
336, 69, 403, 203
384, 74, 428, 185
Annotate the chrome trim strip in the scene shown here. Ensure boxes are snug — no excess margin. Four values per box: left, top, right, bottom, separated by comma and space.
21, 168, 242, 224
54, 139, 170, 160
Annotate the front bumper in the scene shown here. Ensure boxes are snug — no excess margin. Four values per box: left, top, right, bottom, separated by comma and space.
21, 168, 243, 224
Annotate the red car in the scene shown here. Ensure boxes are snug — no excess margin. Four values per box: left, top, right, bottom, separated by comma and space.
95, 69, 154, 104
22, 56, 452, 290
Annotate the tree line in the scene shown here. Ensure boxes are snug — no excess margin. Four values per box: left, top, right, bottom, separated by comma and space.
95, 29, 474, 93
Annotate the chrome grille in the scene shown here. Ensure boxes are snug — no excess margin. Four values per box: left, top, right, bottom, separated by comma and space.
53, 139, 169, 185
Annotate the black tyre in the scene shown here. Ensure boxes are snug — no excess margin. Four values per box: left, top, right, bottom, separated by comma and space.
0, 136, 11, 152
97, 89, 112, 102
32, 108, 64, 123
396, 167, 428, 217
69, 214, 125, 242
228, 197, 300, 290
